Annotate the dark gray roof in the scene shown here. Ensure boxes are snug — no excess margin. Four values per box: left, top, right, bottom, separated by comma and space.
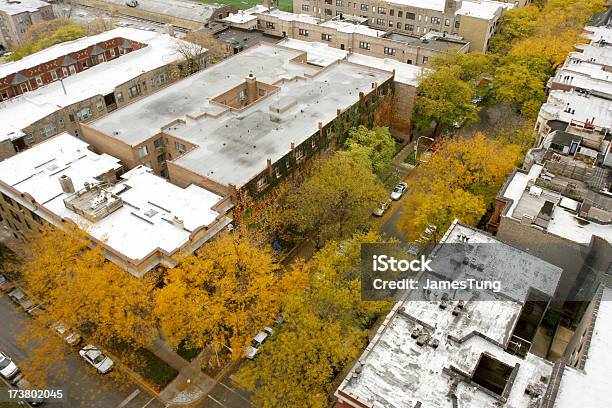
588, 7, 612, 27
546, 119, 568, 133
11, 72, 29, 85
550, 130, 582, 147
61, 55, 77, 67
90, 44, 105, 55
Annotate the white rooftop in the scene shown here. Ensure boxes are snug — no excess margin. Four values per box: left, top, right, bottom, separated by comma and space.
455, 0, 512, 20
223, 5, 268, 24
388, 0, 446, 12
0, 28, 194, 143
553, 286, 612, 408
337, 224, 561, 408
554, 58, 612, 96
0, 133, 225, 265
540, 89, 612, 130
279, 38, 426, 86
319, 19, 386, 37
0, 0, 48, 15
259, 8, 320, 24
87, 0, 224, 24
500, 164, 612, 244
88, 43, 392, 188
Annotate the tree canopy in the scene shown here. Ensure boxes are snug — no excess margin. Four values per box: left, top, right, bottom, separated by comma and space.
344, 125, 396, 178
8, 19, 86, 60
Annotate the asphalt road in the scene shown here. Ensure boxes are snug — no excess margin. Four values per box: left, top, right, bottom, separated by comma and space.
0, 294, 165, 408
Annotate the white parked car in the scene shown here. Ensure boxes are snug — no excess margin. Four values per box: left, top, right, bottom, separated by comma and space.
79, 345, 114, 374
372, 199, 392, 217
0, 352, 19, 380
245, 327, 273, 360
390, 182, 408, 201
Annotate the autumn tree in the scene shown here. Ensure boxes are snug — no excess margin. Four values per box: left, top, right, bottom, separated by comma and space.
412, 66, 479, 135
274, 152, 386, 246
17, 226, 158, 385
488, 5, 542, 54
398, 133, 521, 241
8, 19, 86, 60
236, 232, 392, 408
432, 51, 494, 83
344, 125, 396, 178
155, 230, 304, 362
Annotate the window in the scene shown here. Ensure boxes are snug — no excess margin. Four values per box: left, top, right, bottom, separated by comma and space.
431, 17, 440, 24
35, 76, 43, 86
154, 138, 164, 149
116, 92, 123, 103
336, 0, 342, 5
110, 48, 116, 58
325, 0, 332, 4
295, 147, 304, 160
257, 177, 268, 190
157, 73, 167, 84
359, 41, 371, 50
389, 9, 394, 16
384, 47, 396, 55
376, 18, 385, 25
76, 106, 92, 121
299, 28, 309, 36
82, 61, 88, 69
1, 91, 8, 101
321, 33, 332, 41
266, 21, 275, 29
455, 20, 460, 28
138, 146, 149, 158
397, 10, 402, 18
405, 24, 414, 31
406, 12, 415, 19
62, 67, 68, 77
325, 8, 332, 15
157, 154, 165, 164
175, 141, 186, 153
50, 70, 58, 81
444, 18, 450, 26
39, 123, 56, 138
20, 83, 28, 93
302, 4, 309, 11
58, 119, 64, 129
389, 21, 394, 27
69, 65, 77, 75
129, 84, 141, 98
377, 6, 386, 14
96, 100, 104, 111
422, 56, 429, 64
360, 3, 368, 11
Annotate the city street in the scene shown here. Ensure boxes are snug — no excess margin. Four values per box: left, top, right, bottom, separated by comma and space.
0, 294, 165, 408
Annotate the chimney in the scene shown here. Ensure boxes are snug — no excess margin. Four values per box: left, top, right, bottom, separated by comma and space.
172, 216, 184, 229
267, 159, 272, 177
164, 24, 175, 37
59, 175, 75, 194
245, 73, 257, 104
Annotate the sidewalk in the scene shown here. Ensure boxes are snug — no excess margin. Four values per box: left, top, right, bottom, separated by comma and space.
148, 338, 216, 406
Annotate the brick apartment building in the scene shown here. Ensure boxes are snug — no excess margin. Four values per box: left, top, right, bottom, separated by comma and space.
0, 34, 148, 101
0, 133, 233, 276
0, 27, 209, 160
79, 43, 413, 200
232, 8, 470, 66
292, 0, 513, 52
0, 0, 54, 51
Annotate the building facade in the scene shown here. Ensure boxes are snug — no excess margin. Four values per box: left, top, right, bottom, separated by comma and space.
292, 0, 512, 52
0, 0, 54, 50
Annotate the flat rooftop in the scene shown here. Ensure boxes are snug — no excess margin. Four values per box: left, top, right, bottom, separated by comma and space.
0, 133, 227, 268
552, 58, 612, 96
500, 164, 612, 244
553, 286, 612, 408
90, 0, 225, 23
455, 0, 512, 20
0, 28, 193, 143
386, 31, 468, 51
278, 38, 426, 86
89, 43, 392, 188
540, 89, 612, 130
337, 222, 561, 408
0, 0, 48, 15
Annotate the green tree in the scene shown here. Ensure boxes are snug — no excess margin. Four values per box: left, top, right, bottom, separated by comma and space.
432, 52, 495, 82
412, 66, 479, 135
276, 152, 386, 246
488, 6, 542, 54
345, 125, 396, 177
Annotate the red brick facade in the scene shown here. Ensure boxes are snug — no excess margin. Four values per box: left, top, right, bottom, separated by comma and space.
0, 37, 147, 101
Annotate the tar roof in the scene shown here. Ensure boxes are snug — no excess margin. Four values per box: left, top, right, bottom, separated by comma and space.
89, 43, 392, 188
0, 133, 225, 265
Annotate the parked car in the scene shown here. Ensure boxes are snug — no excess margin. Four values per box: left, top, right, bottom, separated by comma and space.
0, 273, 14, 292
7, 288, 33, 311
0, 352, 19, 380
14, 377, 44, 406
471, 96, 483, 106
372, 200, 392, 217
125, 0, 139, 7
245, 327, 273, 360
390, 182, 408, 201
79, 345, 114, 374
52, 322, 81, 346
26, 303, 46, 319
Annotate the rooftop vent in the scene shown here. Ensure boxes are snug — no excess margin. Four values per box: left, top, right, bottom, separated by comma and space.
59, 175, 75, 194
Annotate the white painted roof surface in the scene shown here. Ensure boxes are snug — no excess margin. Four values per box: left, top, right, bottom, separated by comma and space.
0, 133, 224, 262
319, 19, 386, 36
260, 8, 321, 24
455, 0, 511, 20
87, 0, 224, 24
387, 0, 446, 12
0, 28, 194, 143
338, 224, 561, 408
0, 0, 49, 15
540, 89, 612, 130
547, 206, 612, 244
90, 43, 392, 188
223, 5, 268, 24
500, 164, 544, 217
553, 59, 612, 96
279, 39, 426, 86
553, 287, 612, 408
